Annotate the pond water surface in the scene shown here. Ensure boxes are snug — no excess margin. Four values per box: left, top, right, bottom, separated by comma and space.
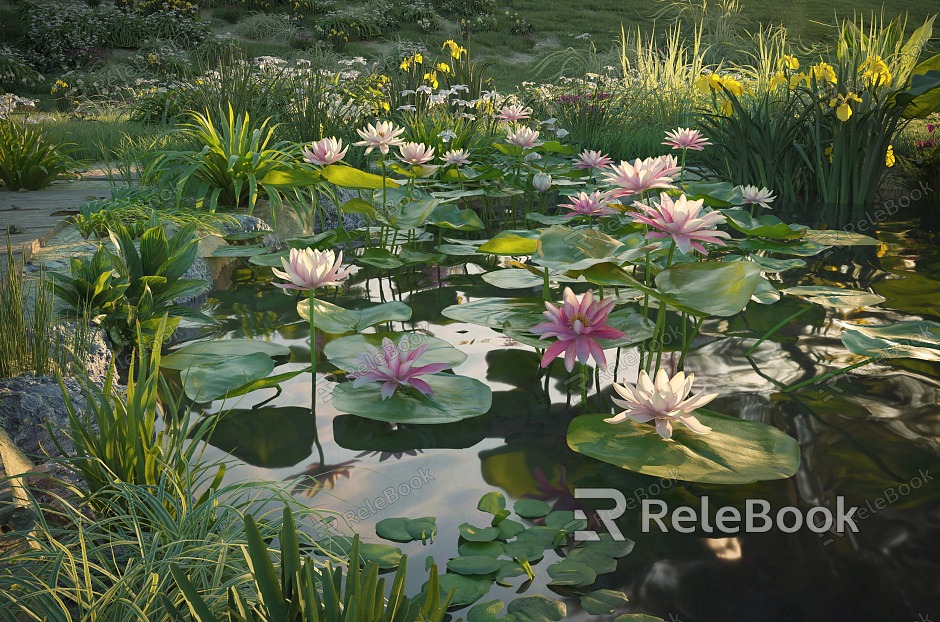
178, 220, 940, 622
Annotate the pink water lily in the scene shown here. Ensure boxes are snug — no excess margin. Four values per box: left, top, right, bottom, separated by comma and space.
272, 248, 352, 291
741, 185, 776, 209
303, 137, 348, 166
531, 288, 626, 372
606, 369, 716, 439
506, 127, 542, 149
398, 142, 435, 165
560, 190, 618, 218
602, 157, 676, 198
497, 104, 533, 123
573, 149, 613, 170
632, 192, 730, 255
348, 336, 451, 399
649, 154, 682, 180
442, 148, 471, 166
663, 127, 712, 151
354, 121, 406, 155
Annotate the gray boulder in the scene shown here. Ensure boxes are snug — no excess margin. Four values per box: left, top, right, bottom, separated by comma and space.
0, 376, 89, 461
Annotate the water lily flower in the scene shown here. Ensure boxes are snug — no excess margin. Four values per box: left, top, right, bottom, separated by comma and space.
398, 141, 435, 165
650, 154, 682, 179
506, 127, 543, 149
442, 148, 471, 166
303, 137, 348, 166
497, 103, 533, 123
741, 185, 776, 209
606, 369, 716, 439
602, 157, 676, 198
533, 172, 552, 191
272, 248, 352, 291
632, 193, 730, 255
663, 127, 711, 152
531, 287, 626, 372
354, 120, 406, 155
348, 336, 451, 399
560, 190, 618, 218
573, 149, 613, 170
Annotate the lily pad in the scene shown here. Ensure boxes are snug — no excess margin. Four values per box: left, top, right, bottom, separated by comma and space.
180, 352, 275, 402
567, 409, 801, 484
655, 261, 761, 317
547, 559, 597, 587
580, 590, 629, 615
839, 320, 940, 361
481, 268, 545, 290
478, 491, 508, 515
468, 600, 506, 622
356, 248, 405, 269
459, 523, 501, 542
721, 208, 807, 240
804, 230, 881, 246
332, 374, 492, 424
375, 516, 437, 543
448, 556, 502, 576
298, 299, 412, 334
783, 286, 885, 309
506, 595, 566, 622
442, 298, 545, 330
162, 340, 290, 370
209, 244, 269, 258
478, 231, 540, 255
532, 225, 623, 269
435, 574, 493, 607
459, 541, 504, 557
513, 499, 551, 519
428, 203, 486, 230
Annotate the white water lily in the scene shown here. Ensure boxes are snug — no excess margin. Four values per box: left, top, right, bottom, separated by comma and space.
272, 248, 352, 291
606, 369, 716, 440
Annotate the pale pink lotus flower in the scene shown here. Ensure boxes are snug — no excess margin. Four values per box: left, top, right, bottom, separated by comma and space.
347, 335, 451, 399
397, 142, 436, 165
272, 248, 352, 291
649, 154, 682, 180
632, 192, 730, 255
741, 185, 776, 209
442, 148, 471, 166
606, 369, 716, 439
602, 157, 677, 198
573, 149, 614, 170
662, 127, 712, 151
354, 121, 406, 155
506, 127, 543, 149
532, 172, 552, 191
560, 190, 618, 218
303, 137, 348, 166
497, 103, 533, 123
531, 287, 626, 372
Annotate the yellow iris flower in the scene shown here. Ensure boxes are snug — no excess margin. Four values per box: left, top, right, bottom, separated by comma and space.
779, 55, 800, 71
885, 145, 895, 168
829, 92, 862, 122
810, 62, 837, 85
860, 56, 892, 87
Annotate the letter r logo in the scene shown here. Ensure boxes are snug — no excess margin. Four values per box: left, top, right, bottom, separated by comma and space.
573, 488, 627, 541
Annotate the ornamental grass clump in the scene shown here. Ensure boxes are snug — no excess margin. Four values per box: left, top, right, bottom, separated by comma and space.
0, 119, 77, 191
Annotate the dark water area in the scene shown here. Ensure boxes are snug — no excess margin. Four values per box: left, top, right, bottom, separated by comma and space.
174, 219, 940, 622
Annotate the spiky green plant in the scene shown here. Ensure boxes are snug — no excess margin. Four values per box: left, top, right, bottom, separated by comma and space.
143, 104, 301, 214
163, 507, 454, 622
0, 118, 78, 191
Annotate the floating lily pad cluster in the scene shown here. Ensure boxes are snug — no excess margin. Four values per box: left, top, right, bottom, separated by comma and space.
370, 492, 642, 620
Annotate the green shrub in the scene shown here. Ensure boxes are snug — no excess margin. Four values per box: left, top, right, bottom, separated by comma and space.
0, 45, 43, 92
0, 119, 78, 191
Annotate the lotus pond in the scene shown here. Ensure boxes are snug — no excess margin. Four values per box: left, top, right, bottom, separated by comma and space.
162, 211, 940, 621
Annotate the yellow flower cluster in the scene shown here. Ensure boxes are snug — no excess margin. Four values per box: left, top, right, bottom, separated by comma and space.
442, 39, 467, 60
695, 73, 743, 95
885, 145, 895, 167
400, 53, 423, 71
423, 71, 439, 88
860, 56, 892, 87
50, 79, 69, 94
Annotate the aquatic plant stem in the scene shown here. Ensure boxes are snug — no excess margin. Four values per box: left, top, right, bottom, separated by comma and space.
650, 244, 675, 372
677, 316, 703, 371
783, 358, 875, 393
745, 306, 812, 356
309, 289, 325, 465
